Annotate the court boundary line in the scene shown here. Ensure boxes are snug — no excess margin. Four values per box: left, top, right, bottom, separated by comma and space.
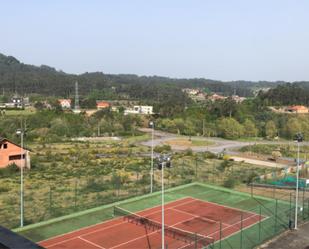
78, 236, 106, 249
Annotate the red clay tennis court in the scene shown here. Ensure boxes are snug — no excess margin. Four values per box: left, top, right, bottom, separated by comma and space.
39, 197, 265, 249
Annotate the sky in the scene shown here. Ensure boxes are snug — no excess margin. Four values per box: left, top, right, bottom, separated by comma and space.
1, 0, 309, 81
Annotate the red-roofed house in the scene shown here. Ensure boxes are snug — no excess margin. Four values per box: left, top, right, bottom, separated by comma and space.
208, 94, 227, 102
96, 101, 110, 110
286, 105, 309, 114
0, 138, 30, 169
58, 99, 72, 109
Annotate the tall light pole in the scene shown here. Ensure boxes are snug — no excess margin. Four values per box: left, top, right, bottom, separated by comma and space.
294, 132, 303, 230
157, 155, 171, 249
150, 121, 154, 193
161, 160, 165, 249
16, 128, 24, 227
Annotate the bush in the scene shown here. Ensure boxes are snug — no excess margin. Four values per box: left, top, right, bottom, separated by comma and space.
223, 176, 237, 188
203, 151, 217, 159
184, 148, 193, 156
154, 144, 172, 153
0, 163, 19, 177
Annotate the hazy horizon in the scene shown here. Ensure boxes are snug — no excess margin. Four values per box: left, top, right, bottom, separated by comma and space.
2, 0, 309, 82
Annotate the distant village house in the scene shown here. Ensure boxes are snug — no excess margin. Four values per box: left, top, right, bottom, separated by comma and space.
124, 105, 153, 115
0, 137, 30, 169
96, 101, 110, 110
285, 105, 309, 114
58, 99, 72, 109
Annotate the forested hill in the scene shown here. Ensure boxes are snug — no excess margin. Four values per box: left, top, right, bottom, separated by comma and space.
258, 83, 309, 106
0, 52, 295, 98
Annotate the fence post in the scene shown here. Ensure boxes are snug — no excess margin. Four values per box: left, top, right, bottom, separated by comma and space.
212, 163, 215, 184
74, 179, 78, 210
307, 199, 309, 219
49, 186, 52, 216
240, 213, 243, 249
219, 221, 222, 249
258, 205, 262, 242
289, 192, 292, 227
302, 187, 305, 221
195, 157, 198, 180
274, 199, 278, 233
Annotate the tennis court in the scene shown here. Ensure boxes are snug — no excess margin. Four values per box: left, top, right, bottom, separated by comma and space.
39, 197, 264, 249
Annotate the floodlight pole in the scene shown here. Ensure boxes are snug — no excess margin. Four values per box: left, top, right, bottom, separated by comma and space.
18, 129, 24, 228
150, 122, 154, 193
294, 140, 300, 229
161, 161, 165, 249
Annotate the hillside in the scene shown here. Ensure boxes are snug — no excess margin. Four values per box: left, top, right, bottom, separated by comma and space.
0, 52, 297, 98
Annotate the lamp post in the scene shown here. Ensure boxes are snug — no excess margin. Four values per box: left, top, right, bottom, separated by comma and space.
150, 121, 154, 193
157, 155, 171, 249
16, 128, 24, 228
294, 132, 303, 230
161, 160, 165, 249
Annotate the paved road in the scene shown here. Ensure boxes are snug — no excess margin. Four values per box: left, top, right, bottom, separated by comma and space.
139, 128, 284, 154
139, 128, 309, 167
259, 221, 309, 249
140, 128, 250, 154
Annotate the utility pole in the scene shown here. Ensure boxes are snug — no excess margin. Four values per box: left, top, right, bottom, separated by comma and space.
74, 81, 80, 113
294, 132, 303, 229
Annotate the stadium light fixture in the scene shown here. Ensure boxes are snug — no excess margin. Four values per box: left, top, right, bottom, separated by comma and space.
294, 132, 303, 230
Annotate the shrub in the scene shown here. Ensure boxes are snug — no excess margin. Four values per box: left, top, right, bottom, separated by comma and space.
223, 176, 237, 188
154, 144, 172, 153
203, 151, 217, 159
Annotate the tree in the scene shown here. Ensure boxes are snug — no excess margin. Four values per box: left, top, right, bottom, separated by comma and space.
285, 118, 301, 139
271, 150, 282, 162
265, 121, 277, 139
217, 118, 244, 139
243, 119, 258, 137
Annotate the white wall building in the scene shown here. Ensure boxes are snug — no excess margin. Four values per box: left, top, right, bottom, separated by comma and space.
124, 105, 153, 115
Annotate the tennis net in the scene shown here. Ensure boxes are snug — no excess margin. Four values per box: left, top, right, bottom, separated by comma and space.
113, 206, 213, 248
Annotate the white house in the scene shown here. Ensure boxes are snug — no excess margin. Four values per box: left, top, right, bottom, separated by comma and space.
124, 105, 153, 115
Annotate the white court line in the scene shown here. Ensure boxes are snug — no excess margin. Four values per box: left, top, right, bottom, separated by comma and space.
78, 236, 106, 249
44, 197, 196, 248
40, 196, 193, 244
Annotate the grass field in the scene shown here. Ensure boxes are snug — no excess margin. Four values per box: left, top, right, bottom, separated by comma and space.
3, 108, 36, 116
164, 138, 215, 147
15, 182, 300, 249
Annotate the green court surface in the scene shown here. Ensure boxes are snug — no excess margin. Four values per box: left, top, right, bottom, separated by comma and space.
15, 182, 307, 249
